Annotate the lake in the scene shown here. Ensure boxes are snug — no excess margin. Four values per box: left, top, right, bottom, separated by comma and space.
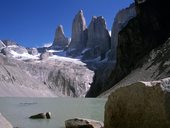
0, 98, 106, 128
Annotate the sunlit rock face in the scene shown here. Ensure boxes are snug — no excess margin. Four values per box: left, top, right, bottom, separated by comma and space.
105, 78, 170, 128
85, 5, 136, 97
67, 10, 88, 57
52, 25, 70, 49
109, 3, 136, 60
82, 16, 111, 60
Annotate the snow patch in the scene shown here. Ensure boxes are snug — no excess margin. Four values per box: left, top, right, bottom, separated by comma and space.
43, 42, 52, 47
10, 50, 39, 60
161, 77, 170, 92
140, 81, 160, 87
109, 30, 111, 36
49, 55, 86, 65
47, 49, 66, 56
140, 77, 170, 92
47, 50, 59, 53
8, 45, 18, 48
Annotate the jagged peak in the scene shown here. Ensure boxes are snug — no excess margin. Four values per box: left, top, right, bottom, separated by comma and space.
76, 9, 85, 18
78, 9, 83, 14
56, 25, 65, 36
98, 16, 104, 20
90, 16, 107, 29
73, 10, 87, 30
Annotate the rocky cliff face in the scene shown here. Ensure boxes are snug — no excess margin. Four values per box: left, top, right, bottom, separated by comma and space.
87, 0, 170, 97
52, 25, 70, 49
103, 2, 170, 127
86, 61, 115, 97
95, 0, 170, 97
0, 52, 94, 97
85, 6, 136, 97
99, 37, 170, 97
86, 5, 135, 97
67, 10, 88, 57
82, 16, 111, 60
17, 58, 94, 97
109, 3, 136, 60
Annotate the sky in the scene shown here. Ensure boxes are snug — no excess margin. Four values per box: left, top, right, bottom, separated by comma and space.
0, 0, 134, 48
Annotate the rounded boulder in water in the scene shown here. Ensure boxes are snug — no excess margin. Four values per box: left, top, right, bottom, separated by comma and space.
29, 112, 52, 119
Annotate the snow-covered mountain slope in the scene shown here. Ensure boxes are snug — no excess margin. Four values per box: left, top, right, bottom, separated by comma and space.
0, 42, 94, 97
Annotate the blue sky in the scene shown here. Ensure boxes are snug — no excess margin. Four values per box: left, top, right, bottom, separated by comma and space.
0, 0, 133, 48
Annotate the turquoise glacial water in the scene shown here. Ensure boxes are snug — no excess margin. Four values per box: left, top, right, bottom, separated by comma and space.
0, 98, 106, 128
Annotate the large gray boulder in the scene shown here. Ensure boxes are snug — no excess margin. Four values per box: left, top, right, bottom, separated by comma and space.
65, 118, 103, 128
67, 10, 87, 57
52, 25, 70, 49
82, 16, 111, 60
104, 78, 170, 128
109, 3, 136, 60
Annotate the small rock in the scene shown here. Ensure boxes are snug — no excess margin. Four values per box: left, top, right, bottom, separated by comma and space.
40, 52, 53, 60
29, 112, 51, 119
65, 118, 103, 128
27, 48, 38, 55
